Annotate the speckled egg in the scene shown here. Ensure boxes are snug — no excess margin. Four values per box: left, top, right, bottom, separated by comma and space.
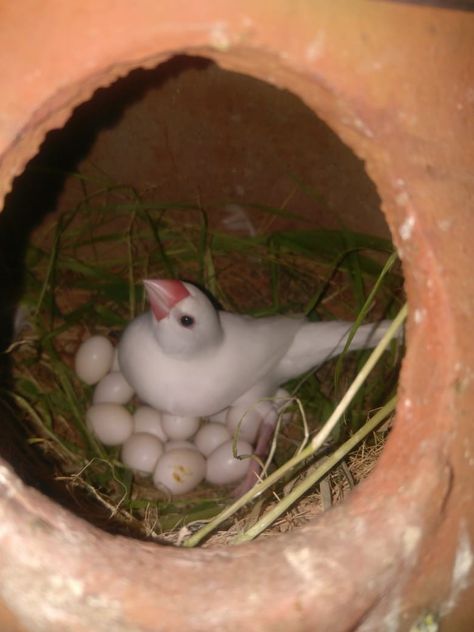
153, 449, 206, 495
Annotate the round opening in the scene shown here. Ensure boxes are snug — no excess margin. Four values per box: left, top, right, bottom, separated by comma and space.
0, 55, 404, 544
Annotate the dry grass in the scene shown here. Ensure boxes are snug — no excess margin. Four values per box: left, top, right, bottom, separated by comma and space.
7, 181, 404, 543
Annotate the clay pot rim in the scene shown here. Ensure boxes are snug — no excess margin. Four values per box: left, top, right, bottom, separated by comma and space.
0, 40, 454, 630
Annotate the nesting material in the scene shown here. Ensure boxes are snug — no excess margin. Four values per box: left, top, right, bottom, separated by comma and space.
8, 183, 403, 541
157, 430, 392, 547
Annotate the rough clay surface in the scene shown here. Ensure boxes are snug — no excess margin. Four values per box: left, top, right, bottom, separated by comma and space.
0, 2, 473, 631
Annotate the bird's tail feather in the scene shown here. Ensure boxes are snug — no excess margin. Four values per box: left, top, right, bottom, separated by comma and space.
276, 319, 398, 382
340, 320, 395, 353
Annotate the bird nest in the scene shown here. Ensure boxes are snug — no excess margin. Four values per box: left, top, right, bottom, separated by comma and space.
5, 181, 404, 544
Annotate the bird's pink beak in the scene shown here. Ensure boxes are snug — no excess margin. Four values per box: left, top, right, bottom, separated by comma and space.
144, 279, 190, 321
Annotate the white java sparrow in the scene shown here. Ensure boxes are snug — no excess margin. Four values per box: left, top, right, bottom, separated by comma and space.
119, 279, 397, 490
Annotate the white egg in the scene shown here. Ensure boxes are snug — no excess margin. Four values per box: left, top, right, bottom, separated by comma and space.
165, 440, 199, 452
194, 422, 230, 457
226, 406, 261, 444
153, 449, 206, 495
161, 414, 200, 440
75, 335, 114, 385
121, 433, 164, 474
93, 371, 134, 405
133, 406, 167, 441
86, 403, 133, 446
206, 440, 253, 485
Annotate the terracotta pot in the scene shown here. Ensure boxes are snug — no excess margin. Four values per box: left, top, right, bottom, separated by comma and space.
0, 2, 473, 630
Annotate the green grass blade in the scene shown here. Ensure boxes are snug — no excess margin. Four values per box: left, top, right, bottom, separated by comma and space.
181, 303, 407, 547
333, 250, 399, 391
233, 395, 397, 543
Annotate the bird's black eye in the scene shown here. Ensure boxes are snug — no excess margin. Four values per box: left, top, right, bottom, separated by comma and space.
179, 315, 195, 328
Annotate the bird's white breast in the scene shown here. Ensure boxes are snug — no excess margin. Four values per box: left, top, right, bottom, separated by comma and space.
118, 311, 302, 417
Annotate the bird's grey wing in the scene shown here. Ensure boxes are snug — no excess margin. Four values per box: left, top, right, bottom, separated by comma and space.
217, 313, 303, 395
275, 319, 394, 382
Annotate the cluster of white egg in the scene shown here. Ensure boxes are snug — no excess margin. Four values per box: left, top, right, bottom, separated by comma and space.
74, 335, 257, 495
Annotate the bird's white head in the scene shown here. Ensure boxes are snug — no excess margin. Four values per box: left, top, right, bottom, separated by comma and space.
144, 279, 224, 357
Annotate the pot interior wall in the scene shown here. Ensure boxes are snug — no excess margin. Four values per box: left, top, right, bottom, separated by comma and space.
0, 55, 393, 532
